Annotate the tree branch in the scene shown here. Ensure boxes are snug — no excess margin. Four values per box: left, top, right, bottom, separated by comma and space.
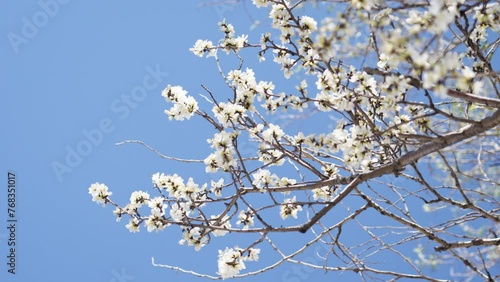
435, 238, 500, 252
298, 109, 500, 233
364, 67, 500, 109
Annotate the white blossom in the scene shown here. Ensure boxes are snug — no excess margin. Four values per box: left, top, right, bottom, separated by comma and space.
213, 102, 247, 127
211, 215, 232, 237
130, 190, 150, 208
261, 123, 285, 143
179, 227, 208, 251
148, 196, 167, 216
170, 202, 192, 222
252, 0, 268, 8
125, 218, 140, 233
280, 196, 302, 219
162, 85, 198, 121
313, 186, 335, 201
236, 209, 255, 230
88, 183, 112, 205
145, 212, 167, 233
217, 247, 245, 279
299, 16, 317, 34
189, 39, 216, 57
252, 169, 278, 189
210, 178, 225, 197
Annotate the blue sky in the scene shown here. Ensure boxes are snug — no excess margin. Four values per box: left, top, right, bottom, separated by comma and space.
1, 1, 338, 281
1, 1, 478, 281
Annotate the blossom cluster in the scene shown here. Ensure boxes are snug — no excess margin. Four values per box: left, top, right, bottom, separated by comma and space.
217, 247, 260, 278
89, 175, 263, 278
89, 0, 500, 279
204, 131, 238, 173
189, 19, 248, 58
161, 85, 198, 121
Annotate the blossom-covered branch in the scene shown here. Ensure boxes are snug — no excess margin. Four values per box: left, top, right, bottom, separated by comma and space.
89, 0, 500, 280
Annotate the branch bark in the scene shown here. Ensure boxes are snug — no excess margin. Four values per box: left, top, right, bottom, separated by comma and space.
435, 238, 500, 252
298, 109, 500, 233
